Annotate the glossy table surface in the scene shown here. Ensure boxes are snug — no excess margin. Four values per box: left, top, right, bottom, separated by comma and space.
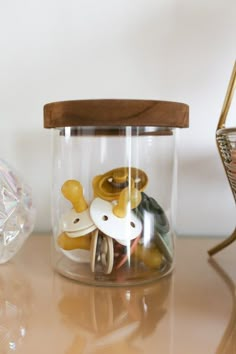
1, 234, 236, 354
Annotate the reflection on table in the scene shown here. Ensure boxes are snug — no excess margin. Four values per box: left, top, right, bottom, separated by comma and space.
1, 235, 236, 354
209, 258, 236, 354
56, 275, 173, 354
0, 264, 31, 353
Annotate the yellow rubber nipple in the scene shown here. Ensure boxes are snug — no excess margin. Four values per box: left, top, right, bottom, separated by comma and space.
112, 187, 141, 218
61, 180, 88, 213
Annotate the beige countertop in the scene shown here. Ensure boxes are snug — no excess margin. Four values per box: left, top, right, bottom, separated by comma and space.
1, 234, 236, 354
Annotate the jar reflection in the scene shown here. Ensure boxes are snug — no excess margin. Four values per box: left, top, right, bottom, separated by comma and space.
57, 276, 173, 354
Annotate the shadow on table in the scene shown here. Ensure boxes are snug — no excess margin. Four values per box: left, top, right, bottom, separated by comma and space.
209, 258, 236, 354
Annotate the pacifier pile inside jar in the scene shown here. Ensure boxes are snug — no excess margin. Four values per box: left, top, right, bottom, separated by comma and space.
57, 166, 173, 283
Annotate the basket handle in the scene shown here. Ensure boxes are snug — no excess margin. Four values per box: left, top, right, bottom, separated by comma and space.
217, 61, 236, 130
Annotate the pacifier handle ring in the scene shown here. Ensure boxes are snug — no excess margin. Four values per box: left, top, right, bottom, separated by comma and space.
90, 229, 99, 273
112, 169, 128, 184
90, 231, 114, 274
101, 236, 114, 275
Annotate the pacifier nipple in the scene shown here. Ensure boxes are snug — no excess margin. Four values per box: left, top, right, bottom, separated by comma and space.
113, 187, 141, 218
61, 180, 88, 212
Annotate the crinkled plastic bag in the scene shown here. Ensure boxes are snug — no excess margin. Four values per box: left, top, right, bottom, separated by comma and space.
0, 159, 35, 263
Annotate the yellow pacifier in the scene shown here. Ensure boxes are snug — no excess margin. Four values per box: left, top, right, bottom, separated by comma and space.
93, 167, 148, 201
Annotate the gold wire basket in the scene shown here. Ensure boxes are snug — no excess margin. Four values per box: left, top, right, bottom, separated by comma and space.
208, 61, 236, 256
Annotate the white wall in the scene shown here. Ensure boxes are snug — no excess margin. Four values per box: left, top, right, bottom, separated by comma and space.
0, 0, 235, 236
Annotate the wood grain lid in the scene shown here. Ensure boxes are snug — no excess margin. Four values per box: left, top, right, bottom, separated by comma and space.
44, 99, 189, 128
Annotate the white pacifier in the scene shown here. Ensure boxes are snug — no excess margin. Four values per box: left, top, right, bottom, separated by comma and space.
90, 187, 142, 274
90, 198, 142, 245
61, 208, 96, 237
58, 180, 96, 263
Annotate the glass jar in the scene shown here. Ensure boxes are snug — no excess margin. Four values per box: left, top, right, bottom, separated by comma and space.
44, 99, 189, 286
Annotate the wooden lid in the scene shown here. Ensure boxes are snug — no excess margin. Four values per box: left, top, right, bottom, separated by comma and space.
44, 99, 189, 128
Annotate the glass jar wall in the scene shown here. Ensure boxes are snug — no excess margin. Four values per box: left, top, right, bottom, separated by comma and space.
44, 100, 189, 286
51, 126, 176, 285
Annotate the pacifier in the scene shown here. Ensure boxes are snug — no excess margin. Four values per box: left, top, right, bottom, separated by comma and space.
133, 192, 172, 263
90, 188, 142, 243
90, 186, 143, 274
57, 180, 97, 262
93, 167, 148, 201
